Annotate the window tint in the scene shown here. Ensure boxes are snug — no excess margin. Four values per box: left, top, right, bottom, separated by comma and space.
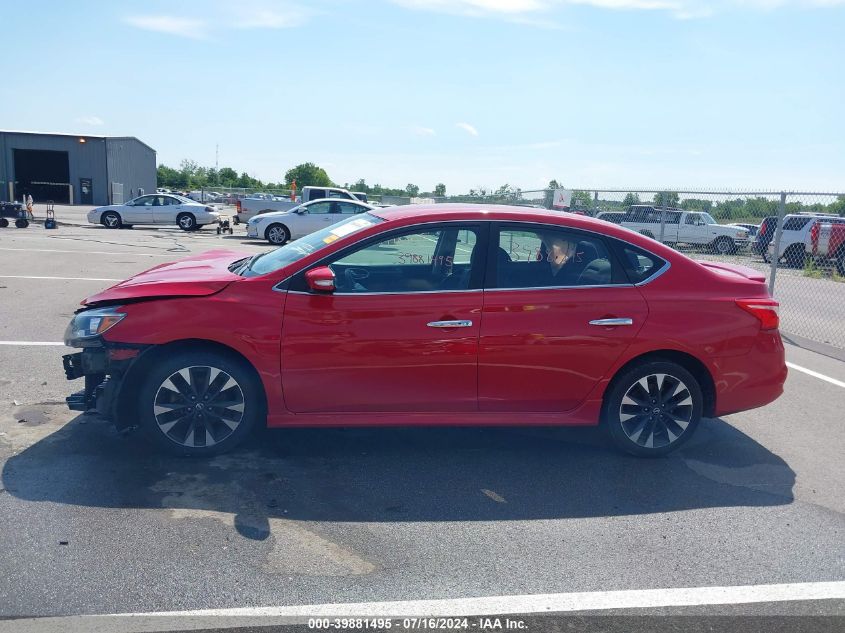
494, 227, 615, 288
134, 196, 155, 206
327, 226, 480, 293
164, 196, 180, 205
617, 244, 666, 284
307, 201, 331, 214
783, 217, 811, 231
338, 202, 363, 214
308, 189, 326, 200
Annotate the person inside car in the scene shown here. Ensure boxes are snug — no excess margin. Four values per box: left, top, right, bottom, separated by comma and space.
539, 232, 580, 285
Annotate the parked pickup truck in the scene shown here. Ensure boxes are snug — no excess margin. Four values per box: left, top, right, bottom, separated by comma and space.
810, 221, 845, 275
234, 186, 359, 223
620, 205, 749, 254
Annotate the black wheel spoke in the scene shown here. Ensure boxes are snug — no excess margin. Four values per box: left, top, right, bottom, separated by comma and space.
154, 365, 245, 449
619, 372, 694, 450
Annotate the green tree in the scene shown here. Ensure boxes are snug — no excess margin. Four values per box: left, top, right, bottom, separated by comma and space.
653, 191, 680, 207
284, 162, 333, 190
622, 192, 640, 207
681, 198, 713, 212
571, 190, 594, 210
405, 183, 420, 197
434, 183, 446, 197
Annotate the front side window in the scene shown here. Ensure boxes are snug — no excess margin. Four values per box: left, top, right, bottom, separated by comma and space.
306, 201, 332, 214
338, 202, 365, 214
327, 226, 481, 293
133, 196, 155, 207
685, 213, 701, 225
494, 226, 615, 288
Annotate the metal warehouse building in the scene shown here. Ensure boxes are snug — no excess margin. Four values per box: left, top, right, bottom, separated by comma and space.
0, 130, 156, 206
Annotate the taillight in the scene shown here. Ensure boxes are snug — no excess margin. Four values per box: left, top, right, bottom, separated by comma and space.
810, 221, 819, 247
760, 220, 768, 235
736, 299, 779, 330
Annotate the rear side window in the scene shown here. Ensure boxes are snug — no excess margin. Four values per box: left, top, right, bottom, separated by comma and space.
615, 243, 666, 284
783, 217, 811, 231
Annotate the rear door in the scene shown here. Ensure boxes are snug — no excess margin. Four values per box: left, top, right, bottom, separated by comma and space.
152, 195, 181, 224
478, 223, 649, 412
281, 223, 486, 413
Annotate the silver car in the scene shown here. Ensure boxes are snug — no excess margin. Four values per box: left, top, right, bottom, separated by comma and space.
87, 194, 220, 231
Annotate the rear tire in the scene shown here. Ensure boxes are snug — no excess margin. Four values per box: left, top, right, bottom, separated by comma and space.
136, 349, 262, 456
15, 218, 29, 228
783, 243, 806, 268
0, 218, 8, 228
102, 211, 122, 229
177, 213, 197, 231
603, 360, 703, 457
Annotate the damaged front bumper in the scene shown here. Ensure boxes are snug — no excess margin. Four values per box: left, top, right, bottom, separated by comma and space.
63, 343, 146, 428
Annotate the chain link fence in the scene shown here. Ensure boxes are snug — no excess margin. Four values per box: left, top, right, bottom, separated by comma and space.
410, 188, 845, 353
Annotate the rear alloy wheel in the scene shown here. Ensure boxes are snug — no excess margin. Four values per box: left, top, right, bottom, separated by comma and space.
138, 350, 262, 456
265, 223, 290, 245
102, 211, 122, 229
712, 237, 735, 255
177, 213, 197, 231
604, 361, 703, 457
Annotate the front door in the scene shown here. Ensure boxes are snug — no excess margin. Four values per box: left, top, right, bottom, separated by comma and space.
124, 195, 156, 223
281, 224, 485, 413
79, 178, 93, 205
478, 224, 649, 412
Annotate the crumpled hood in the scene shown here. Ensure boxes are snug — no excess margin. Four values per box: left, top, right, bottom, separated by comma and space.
83, 249, 245, 305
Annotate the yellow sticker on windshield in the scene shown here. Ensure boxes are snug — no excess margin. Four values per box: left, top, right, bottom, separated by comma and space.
323, 234, 340, 244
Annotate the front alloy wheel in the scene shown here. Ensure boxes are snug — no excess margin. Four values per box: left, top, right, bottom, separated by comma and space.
604, 361, 703, 456
138, 350, 261, 455
154, 366, 245, 449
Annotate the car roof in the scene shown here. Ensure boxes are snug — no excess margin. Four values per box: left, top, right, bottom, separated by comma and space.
371, 203, 666, 241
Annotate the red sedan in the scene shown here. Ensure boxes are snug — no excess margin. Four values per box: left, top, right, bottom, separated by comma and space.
62, 205, 786, 457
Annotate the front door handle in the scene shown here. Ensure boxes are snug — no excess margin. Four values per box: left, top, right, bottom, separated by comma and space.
427, 320, 473, 328
589, 318, 633, 327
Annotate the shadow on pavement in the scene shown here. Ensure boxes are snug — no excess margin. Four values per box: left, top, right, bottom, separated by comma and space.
2, 415, 794, 541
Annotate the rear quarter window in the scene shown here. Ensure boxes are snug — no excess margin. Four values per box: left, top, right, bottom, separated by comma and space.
783, 217, 812, 231
614, 242, 667, 284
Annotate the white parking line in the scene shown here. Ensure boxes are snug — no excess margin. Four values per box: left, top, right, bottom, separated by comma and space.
0, 341, 65, 346
786, 362, 845, 389
111, 580, 845, 617
0, 247, 173, 257
0, 275, 121, 282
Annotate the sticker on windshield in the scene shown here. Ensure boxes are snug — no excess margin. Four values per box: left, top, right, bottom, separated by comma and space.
330, 218, 373, 238
323, 234, 340, 244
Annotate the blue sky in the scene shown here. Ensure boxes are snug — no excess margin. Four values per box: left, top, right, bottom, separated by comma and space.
2, 0, 843, 193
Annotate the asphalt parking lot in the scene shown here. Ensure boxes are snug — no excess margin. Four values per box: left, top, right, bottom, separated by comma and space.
0, 221, 843, 624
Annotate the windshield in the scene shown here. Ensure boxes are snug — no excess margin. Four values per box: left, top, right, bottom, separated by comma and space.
247, 213, 383, 276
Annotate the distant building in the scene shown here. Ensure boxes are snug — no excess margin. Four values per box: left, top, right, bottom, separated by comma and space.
0, 130, 156, 205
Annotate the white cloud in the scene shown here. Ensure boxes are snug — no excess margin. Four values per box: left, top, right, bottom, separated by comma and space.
411, 125, 436, 136
124, 4, 313, 39
76, 116, 104, 126
123, 15, 208, 39
393, 0, 845, 21
456, 122, 479, 136
233, 6, 313, 29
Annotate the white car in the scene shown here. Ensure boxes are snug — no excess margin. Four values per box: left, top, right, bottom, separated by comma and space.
765, 213, 845, 266
87, 194, 220, 231
246, 198, 374, 245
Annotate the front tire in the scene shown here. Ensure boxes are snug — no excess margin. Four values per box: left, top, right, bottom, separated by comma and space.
603, 360, 703, 457
102, 211, 122, 229
137, 349, 263, 456
265, 223, 290, 245
177, 213, 197, 231
712, 236, 735, 255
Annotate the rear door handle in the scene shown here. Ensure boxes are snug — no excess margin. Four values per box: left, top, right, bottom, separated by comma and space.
427, 320, 473, 328
589, 318, 633, 327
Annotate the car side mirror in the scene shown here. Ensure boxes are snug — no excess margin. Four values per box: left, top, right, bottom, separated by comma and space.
305, 266, 336, 292
294, 208, 306, 214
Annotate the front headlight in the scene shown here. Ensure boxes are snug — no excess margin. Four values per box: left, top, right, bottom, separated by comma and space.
736, 231, 748, 238
64, 307, 126, 347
